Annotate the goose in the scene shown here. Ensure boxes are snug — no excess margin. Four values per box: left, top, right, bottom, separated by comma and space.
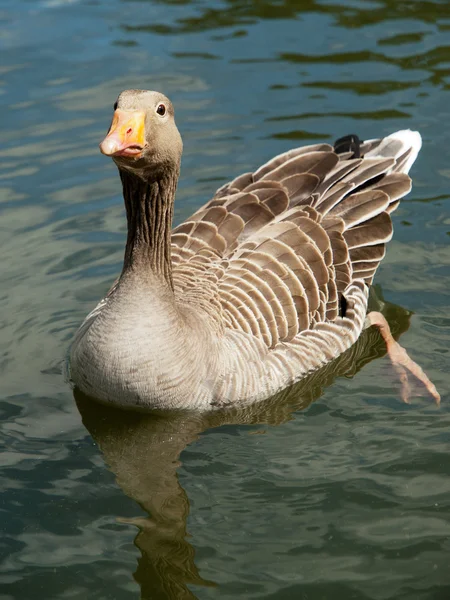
69, 89, 440, 410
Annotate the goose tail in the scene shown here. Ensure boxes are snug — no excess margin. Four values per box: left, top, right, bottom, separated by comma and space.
364, 129, 422, 174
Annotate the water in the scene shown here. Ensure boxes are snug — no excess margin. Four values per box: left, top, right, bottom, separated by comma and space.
1, 0, 450, 598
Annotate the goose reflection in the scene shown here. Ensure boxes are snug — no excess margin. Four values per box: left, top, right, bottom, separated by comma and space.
75, 291, 413, 600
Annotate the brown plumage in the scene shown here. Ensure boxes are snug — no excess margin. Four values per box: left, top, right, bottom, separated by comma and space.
171, 140, 412, 346
69, 90, 436, 410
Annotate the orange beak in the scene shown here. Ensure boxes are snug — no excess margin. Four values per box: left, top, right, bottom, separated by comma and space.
99, 109, 146, 158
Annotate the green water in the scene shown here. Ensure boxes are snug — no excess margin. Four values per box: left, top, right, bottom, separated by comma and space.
1, 0, 450, 598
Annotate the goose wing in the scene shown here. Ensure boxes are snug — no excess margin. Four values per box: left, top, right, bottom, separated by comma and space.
171, 134, 417, 348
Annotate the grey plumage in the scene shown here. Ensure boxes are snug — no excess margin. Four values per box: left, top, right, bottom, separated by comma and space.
69, 89, 422, 410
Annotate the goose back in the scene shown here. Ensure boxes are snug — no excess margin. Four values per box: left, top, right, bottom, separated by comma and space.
172, 137, 414, 341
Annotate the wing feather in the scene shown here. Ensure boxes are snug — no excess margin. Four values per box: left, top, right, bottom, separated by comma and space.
171, 131, 417, 356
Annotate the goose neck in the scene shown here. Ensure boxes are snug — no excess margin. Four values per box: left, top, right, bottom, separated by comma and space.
120, 167, 178, 287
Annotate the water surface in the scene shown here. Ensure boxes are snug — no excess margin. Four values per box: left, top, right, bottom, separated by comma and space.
1, 0, 450, 598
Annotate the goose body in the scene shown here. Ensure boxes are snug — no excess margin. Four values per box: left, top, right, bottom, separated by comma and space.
69, 90, 426, 410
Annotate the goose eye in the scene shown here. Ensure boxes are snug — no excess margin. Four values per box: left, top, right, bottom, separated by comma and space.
113, 101, 118, 110
156, 104, 166, 116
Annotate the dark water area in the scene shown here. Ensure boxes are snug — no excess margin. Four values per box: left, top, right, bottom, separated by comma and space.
1, 0, 450, 598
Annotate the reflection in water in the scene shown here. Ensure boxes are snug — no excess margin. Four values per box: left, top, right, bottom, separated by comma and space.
76, 291, 411, 600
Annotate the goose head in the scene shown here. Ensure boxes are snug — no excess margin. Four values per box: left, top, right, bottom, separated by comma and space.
99, 89, 183, 180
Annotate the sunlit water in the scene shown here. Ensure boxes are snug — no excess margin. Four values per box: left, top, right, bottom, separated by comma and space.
1, 0, 450, 598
